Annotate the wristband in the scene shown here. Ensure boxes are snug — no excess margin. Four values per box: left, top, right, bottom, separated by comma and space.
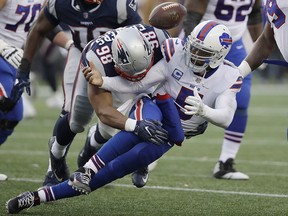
124, 118, 137, 132
238, 60, 252, 77
64, 39, 74, 50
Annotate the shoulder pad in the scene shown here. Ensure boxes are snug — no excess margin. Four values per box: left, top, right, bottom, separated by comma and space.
161, 38, 184, 62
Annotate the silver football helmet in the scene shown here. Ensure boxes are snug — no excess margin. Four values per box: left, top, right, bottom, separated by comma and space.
185, 20, 232, 73
111, 27, 153, 82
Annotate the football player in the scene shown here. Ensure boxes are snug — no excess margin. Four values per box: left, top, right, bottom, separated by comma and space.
6, 21, 243, 213
182, 0, 263, 180
9, 0, 151, 187
6, 26, 184, 214
239, 0, 288, 77
0, 0, 71, 181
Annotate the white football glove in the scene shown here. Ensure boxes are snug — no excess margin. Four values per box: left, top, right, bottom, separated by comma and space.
184, 87, 206, 116
0, 39, 23, 69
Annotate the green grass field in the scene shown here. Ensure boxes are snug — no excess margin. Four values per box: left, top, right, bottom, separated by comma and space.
0, 82, 287, 215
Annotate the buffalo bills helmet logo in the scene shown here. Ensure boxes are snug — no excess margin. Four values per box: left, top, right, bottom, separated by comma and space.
219, 33, 232, 49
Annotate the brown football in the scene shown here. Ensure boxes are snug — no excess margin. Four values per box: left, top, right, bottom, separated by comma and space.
148, 2, 187, 29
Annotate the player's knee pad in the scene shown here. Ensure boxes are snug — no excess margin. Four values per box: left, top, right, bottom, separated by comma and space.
94, 124, 109, 144
69, 95, 94, 133
97, 121, 118, 140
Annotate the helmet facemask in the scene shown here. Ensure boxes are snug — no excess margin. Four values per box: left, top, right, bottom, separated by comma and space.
185, 20, 232, 74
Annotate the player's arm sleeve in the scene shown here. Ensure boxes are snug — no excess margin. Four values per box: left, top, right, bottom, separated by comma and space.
101, 59, 167, 93
202, 89, 238, 129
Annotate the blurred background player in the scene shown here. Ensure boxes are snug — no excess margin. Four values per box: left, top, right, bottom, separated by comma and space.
182, 0, 263, 180
9, 0, 146, 187
0, 0, 71, 181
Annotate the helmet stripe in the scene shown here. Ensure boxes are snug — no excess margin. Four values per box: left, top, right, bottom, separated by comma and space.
196, 21, 219, 41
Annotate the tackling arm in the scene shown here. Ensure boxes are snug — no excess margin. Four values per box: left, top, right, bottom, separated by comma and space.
88, 83, 168, 145
88, 84, 129, 130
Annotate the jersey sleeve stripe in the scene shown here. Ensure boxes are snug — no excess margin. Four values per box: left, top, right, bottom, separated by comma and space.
230, 76, 243, 90
163, 39, 175, 62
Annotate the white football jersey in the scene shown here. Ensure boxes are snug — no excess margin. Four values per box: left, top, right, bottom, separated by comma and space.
102, 38, 243, 133
0, 0, 45, 48
264, 0, 288, 61
202, 0, 255, 41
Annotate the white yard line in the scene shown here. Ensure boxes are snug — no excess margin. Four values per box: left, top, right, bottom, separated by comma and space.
7, 177, 288, 198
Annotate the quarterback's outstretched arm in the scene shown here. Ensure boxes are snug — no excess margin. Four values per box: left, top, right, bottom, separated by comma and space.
184, 87, 237, 129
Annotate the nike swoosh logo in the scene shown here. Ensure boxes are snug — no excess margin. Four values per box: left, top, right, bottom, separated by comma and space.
141, 174, 149, 183
236, 45, 243, 49
145, 126, 152, 136
53, 171, 63, 182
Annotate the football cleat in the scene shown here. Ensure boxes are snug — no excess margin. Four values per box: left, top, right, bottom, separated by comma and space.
6, 191, 40, 214
131, 166, 149, 188
42, 137, 70, 187
213, 158, 249, 180
69, 167, 94, 195
77, 125, 98, 168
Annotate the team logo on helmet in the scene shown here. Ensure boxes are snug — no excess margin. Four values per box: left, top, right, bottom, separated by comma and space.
219, 33, 232, 49
116, 39, 129, 65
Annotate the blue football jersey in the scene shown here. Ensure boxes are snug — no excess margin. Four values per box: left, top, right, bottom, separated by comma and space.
81, 24, 170, 78
44, 0, 142, 50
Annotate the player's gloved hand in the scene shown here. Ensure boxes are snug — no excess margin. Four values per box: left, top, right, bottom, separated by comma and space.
0, 39, 23, 69
10, 58, 31, 103
184, 87, 206, 116
1, 46, 23, 69
82, 61, 103, 86
0, 96, 16, 113
134, 119, 168, 145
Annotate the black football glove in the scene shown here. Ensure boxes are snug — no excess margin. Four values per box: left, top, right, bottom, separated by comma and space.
0, 96, 16, 113
10, 58, 31, 103
134, 119, 168, 145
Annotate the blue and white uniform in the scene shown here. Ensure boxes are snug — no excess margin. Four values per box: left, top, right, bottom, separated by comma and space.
0, 0, 44, 144
200, 0, 258, 155
263, 0, 288, 61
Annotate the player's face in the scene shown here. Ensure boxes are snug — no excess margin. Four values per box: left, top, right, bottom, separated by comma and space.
190, 46, 213, 68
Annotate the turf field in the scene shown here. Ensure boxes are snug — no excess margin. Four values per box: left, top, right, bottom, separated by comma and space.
0, 81, 287, 215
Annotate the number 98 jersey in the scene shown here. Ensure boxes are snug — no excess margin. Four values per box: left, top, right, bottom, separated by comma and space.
0, 0, 45, 48
80, 23, 169, 108
202, 0, 255, 41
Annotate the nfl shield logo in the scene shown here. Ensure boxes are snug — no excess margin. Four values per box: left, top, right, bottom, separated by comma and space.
83, 12, 88, 19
